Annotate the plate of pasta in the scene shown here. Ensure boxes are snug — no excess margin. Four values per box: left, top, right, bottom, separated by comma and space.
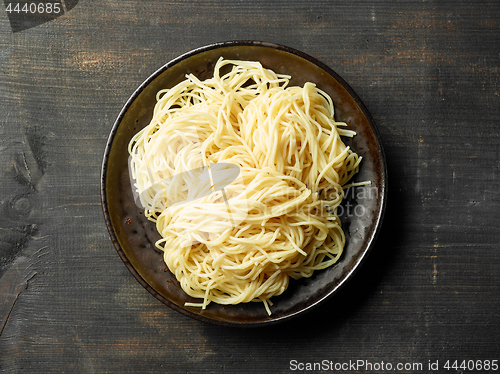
101, 41, 387, 326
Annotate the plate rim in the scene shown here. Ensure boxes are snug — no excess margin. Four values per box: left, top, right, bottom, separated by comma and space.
100, 40, 388, 327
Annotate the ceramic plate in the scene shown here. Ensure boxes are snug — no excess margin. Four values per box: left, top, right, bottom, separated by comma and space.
101, 41, 387, 327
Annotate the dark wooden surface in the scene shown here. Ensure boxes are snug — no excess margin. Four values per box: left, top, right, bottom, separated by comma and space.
1, 1, 499, 373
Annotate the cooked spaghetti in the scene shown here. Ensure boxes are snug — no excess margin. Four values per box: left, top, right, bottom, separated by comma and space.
128, 58, 362, 314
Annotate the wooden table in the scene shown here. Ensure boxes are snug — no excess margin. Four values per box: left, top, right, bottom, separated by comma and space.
1, 1, 499, 373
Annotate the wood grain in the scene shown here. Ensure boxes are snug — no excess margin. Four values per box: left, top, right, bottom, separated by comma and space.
0, 1, 499, 373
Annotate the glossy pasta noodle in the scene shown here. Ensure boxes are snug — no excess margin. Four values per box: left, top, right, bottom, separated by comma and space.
128, 58, 362, 314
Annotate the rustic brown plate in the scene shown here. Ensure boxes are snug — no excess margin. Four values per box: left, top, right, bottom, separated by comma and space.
101, 41, 387, 327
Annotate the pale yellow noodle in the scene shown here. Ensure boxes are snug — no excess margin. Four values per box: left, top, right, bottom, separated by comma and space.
128, 58, 362, 314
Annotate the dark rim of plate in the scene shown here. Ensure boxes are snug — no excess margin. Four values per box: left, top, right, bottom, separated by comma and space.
101, 40, 388, 327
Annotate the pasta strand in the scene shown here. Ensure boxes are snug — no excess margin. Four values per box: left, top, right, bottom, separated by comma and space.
128, 58, 361, 315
